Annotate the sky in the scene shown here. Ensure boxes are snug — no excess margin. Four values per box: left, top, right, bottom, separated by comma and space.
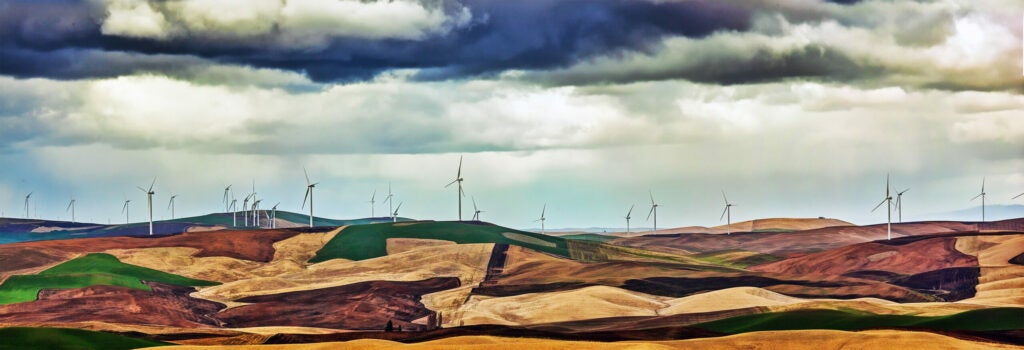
1, 0, 1023, 229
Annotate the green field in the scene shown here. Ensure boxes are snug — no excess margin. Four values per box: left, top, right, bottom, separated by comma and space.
695, 307, 1024, 333
310, 221, 569, 262
0, 253, 218, 305
0, 327, 169, 350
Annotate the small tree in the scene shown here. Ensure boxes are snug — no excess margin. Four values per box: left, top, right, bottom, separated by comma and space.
397, 325, 402, 332
385, 320, 394, 332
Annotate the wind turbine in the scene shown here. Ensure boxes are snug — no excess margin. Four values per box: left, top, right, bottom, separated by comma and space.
472, 196, 483, 221
871, 174, 893, 240
383, 183, 394, 220
270, 202, 280, 229
894, 188, 909, 223
368, 190, 376, 218
392, 202, 403, 223
252, 199, 262, 227
971, 177, 986, 222
121, 199, 131, 224
249, 180, 257, 225
301, 167, 318, 228
137, 178, 156, 235
222, 185, 232, 213
167, 195, 177, 220
624, 204, 634, 234
66, 197, 76, 223
720, 190, 735, 235
242, 193, 252, 226
23, 192, 32, 219
444, 155, 466, 221
647, 191, 659, 233
534, 204, 546, 234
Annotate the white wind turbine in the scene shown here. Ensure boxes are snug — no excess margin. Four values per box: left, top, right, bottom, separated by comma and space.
391, 202, 403, 223
66, 197, 76, 223
167, 195, 177, 220
647, 191, 659, 233
301, 167, 318, 228
383, 183, 394, 220
137, 178, 156, 235
252, 199, 262, 227
624, 204, 634, 234
894, 188, 909, 223
270, 202, 280, 229
472, 196, 483, 221
971, 177, 986, 222
249, 180, 257, 225
444, 156, 466, 221
222, 185, 232, 213
229, 196, 238, 227
242, 193, 252, 226
720, 190, 735, 235
24, 192, 32, 219
871, 174, 893, 240
121, 199, 131, 224
535, 204, 547, 234
368, 190, 376, 218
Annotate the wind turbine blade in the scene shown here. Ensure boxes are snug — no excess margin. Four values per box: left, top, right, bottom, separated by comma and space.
66, 201, 73, 211
627, 204, 634, 217
971, 193, 983, 201
646, 206, 655, 221
541, 204, 546, 218
148, 178, 156, 192
721, 190, 729, 204
371, 190, 376, 201
899, 188, 910, 195
649, 190, 655, 205
457, 155, 462, 178
871, 198, 887, 212
1014, 192, 1024, 199
137, 186, 147, 193
472, 196, 478, 211
445, 179, 457, 188
304, 167, 311, 185
394, 202, 402, 212
460, 186, 466, 197
301, 187, 311, 209
720, 206, 728, 221
981, 177, 985, 192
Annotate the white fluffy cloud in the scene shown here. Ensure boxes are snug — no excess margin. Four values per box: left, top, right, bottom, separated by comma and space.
99, 0, 472, 46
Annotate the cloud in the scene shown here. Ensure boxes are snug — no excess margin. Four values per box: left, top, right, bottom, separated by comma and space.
98, 0, 471, 46
0, 0, 751, 82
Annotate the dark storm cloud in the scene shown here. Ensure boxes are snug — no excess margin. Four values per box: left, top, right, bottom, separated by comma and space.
0, 0, 752, 82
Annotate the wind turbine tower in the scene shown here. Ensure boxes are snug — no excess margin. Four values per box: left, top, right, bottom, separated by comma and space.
242, 193, 252, 226
222, 185, 232, 212
720, 190, 735, 235
66, 197, 76, 223
625, 204, 634, 234
24, 192, 32, 219
383, 183, 394, 220
252, 199, 262, 227
392, 202, 403, 223
270, 202, 280, 229
647, 191, 659, 233
472, 196, 483, 221
137, 178, 156, 235
894, 188, 909, 223
369, 190, 376, 218
168, 195, 177, 220
871, 174, 893, 240
445, 156, 465, 221
301, 168, 318, 228
971, 178, 986, 222
121, 199, 131, 224
535, 204, 547, 234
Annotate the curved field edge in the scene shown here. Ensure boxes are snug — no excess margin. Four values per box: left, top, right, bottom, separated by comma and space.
0, 253, 218, 304
0, 327, 169, 350
693, 307, 1024, 334
310, 221, 568, 262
